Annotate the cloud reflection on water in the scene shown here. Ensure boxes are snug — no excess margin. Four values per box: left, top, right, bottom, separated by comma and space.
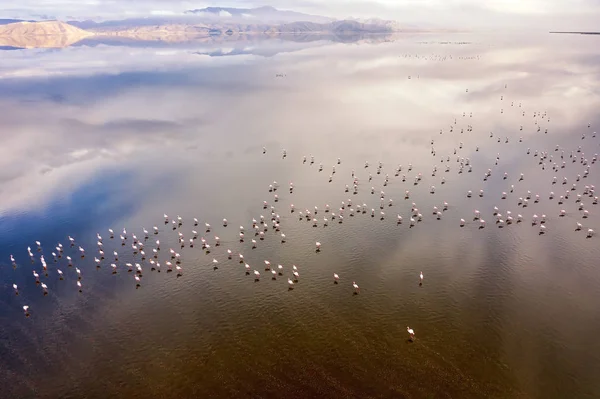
0, 33, 600, 399
0, 33, 599, 217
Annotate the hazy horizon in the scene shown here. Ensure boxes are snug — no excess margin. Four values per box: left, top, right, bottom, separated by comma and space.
0, 1, 599, 32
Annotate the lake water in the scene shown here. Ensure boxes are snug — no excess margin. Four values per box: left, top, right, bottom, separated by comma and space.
0, 32, 599, 399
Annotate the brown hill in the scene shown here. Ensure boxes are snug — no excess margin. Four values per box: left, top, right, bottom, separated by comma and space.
0, 21, 93, 48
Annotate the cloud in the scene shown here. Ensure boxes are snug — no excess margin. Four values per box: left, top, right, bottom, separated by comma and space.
150, 10, 177, 15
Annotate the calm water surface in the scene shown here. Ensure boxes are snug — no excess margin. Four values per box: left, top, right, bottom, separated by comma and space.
0, 32, 599, 399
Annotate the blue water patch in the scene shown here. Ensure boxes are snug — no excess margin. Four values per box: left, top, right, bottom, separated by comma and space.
0, 169, 137, 260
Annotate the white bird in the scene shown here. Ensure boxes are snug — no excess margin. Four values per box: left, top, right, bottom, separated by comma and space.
254, 270, 260, 280
353, 281, 360, 294
407, 326, 415, 341
23, 305, 29, 316
419, 272, 424, 285
333, 273, 339, 283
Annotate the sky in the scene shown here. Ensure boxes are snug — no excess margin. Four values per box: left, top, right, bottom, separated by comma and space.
1, 0, 600, 30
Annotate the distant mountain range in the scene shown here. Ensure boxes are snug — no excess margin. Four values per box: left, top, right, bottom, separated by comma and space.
0, 6, 414, 49
184, 6, 333, 23
549, 31, 600, 35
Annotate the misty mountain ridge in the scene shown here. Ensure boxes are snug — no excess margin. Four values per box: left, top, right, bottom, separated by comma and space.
184, 6, 334, 23
67, 6, 398, 30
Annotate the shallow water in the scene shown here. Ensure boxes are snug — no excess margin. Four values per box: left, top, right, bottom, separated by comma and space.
0, 32, 599, 399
